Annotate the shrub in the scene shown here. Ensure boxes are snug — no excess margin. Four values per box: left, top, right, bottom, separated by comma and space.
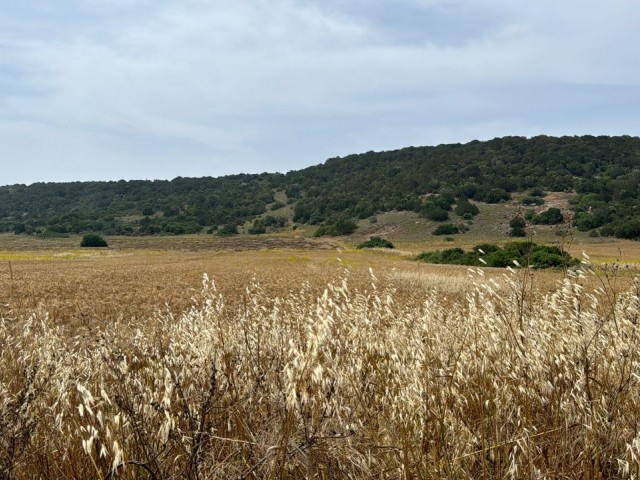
357, 236, 394, 249
532, 207, 564, 225
422, 207, 449, 222
614, 219, 640, 240
482, 188, 510, 203
522, 196, 545, 206
80, 233, 108, 247
509, 216, 526, 229
472, 243, 501, 254
218, 223, 238, 236
314, 219, 358, 237
454, 198, 480, 217
418, 242, 578, 269
433, 224, 459, 236
508, 216, 527, 237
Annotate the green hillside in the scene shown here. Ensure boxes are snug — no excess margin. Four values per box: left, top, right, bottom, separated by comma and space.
2, 135, 640, 239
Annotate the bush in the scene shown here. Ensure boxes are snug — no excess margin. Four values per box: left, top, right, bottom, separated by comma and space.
314, 220, 358, 237
357, 237, 394, 249
416, 248, 476, 265
574, 212, 604, 231
509, 216, 526, 229
614, 219, 640, 240
80, 233, 108, 247
532, 208, 564, 225
454, 198, 480, 217
508, 216, 527, 237
522, 196, 545, 206
422, 207, 449, 222
433, 224, 459, 236
218, 223, 238, 236
417, 242, 578, 269
482, 188, 511, 204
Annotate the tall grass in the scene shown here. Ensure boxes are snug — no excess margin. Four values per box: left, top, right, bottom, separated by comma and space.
2, 264, 640, 479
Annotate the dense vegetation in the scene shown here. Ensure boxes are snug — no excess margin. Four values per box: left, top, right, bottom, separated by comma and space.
416, 242, 579, 269
2, 135, 640, 238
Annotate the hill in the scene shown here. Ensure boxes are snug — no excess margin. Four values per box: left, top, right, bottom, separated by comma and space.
1, 135, 640, 240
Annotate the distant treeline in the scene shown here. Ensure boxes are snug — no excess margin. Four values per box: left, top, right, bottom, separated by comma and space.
1, 135, 640, 239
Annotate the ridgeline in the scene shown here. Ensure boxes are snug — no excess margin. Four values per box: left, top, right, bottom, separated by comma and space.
2, 135, 640, 240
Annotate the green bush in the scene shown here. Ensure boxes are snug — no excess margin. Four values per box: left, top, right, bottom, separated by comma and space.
416, 248, 478, 266
532, 207, 564, 225
573, 212, 605, 231
454, 198, 479, 217
508, 216, 527, 237
80, 233, 108, 247
482, 188, 511, 204
509, 216, 526, 229
522, 196, 545, 206
417, 242, 578, 269
357, 236, 394, 249
422, 206, 450, 222
614, 219, 640, 240
314, 219, 358, 237
433, 224, 459, 236
218, 223, 238, 236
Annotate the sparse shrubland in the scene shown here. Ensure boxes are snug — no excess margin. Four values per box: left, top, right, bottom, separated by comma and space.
2, 260, 640, 478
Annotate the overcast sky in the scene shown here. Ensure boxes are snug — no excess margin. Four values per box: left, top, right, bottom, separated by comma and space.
1, 0, 639, 186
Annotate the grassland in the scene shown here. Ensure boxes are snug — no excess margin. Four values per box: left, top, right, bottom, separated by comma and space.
1, 229, 640, 479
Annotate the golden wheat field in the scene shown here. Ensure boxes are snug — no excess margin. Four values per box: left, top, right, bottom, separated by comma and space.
2, 234, 640, 479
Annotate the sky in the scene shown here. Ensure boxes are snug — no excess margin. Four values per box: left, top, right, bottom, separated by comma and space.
1, 0, 639, 186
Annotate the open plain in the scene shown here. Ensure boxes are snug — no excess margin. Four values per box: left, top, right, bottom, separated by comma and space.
1, 232, 640, 479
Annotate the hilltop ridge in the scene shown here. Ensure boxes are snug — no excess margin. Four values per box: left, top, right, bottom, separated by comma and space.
1, 135, 639, 240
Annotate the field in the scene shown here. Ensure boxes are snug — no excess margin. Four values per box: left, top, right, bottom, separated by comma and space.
2, 231, 640, 479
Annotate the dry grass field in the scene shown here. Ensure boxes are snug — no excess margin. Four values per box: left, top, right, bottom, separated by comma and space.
1, 232, 640, 479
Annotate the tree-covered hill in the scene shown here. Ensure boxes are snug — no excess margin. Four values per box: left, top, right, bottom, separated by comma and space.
2, 135, 640, 239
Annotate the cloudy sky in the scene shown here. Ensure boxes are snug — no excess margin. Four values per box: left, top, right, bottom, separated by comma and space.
1, 0, 639, 185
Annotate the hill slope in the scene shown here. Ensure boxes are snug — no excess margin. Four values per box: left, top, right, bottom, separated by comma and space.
2, 135, 640, 239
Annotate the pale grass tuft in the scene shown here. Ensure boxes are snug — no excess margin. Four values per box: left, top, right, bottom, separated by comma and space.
1, 266, 640, 478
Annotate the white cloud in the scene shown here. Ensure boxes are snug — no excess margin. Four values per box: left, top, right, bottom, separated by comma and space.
0, 0, 639, 184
